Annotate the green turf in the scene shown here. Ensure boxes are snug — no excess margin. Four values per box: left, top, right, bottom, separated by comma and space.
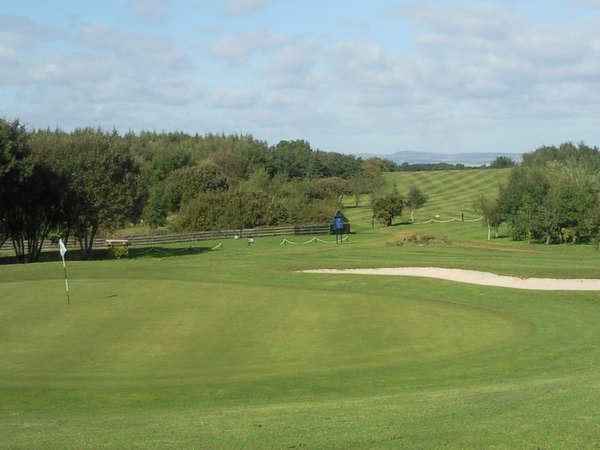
3, 168, 600, 448
384, 168, 511, 220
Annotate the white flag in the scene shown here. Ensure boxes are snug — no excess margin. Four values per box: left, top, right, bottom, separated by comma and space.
59, 239, 67, 258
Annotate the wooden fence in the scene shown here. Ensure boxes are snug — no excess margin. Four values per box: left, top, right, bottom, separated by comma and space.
0, 224, 331, 252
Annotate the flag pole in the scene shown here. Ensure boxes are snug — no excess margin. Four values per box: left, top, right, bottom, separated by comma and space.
59, 239, 70, 305
62, 259, 70, 305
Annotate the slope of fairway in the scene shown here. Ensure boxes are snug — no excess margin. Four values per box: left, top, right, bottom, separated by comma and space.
342, 168, 511, 240
4, 233, 600, 448
384, 168, 511, 221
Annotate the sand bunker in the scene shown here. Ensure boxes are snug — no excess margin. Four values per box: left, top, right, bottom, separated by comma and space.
303, 267, 600, 291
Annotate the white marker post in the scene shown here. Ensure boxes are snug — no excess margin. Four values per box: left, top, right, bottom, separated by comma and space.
58, 239, 70, 305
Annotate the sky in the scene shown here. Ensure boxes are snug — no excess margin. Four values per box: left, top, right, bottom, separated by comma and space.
2, 0, 600, 155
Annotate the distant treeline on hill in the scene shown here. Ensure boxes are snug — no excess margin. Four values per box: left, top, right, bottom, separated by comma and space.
370, 157, 517, 172
396, 162, 470, 171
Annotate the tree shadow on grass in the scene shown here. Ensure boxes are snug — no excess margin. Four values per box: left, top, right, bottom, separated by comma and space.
0, 245, 213, 265
127, 245, 212, 259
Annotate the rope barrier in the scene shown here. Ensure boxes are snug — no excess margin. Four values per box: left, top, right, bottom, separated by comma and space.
280, 236, 350, 246
412, 216, 483, 225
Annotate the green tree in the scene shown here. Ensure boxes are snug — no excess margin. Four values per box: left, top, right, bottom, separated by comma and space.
489, 156, 516, 168
0, 119, 30, 249
498, 152, 600, 244
406, 186, 428, 222
279, 179, 339, 224
318, 177, 351, 205
473, 194, 502, 240
497, 167, 549, 241
522, 142, 600, 170
315, 151, 362, 178
268, 140, 314, 179
371, 186, 404, 226
65, 129, 141, 258
0, 119, 64, 262
142, 187, 168, 229
348, 176, 377, 207
162, 160, 228, 212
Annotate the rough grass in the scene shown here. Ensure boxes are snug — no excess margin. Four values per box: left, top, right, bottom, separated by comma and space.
3, 168, 600, 449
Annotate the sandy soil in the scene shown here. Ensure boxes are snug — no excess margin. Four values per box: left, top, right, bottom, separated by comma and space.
303, 267, 600, 291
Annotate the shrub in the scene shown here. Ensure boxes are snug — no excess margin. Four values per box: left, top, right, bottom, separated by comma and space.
108, 246, 129, 259
389, 233, 450, 247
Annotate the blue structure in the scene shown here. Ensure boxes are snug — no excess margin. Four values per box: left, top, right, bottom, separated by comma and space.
334, 211, 345, 244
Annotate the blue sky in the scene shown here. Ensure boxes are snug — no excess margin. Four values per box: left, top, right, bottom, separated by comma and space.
2, 0, 600, 155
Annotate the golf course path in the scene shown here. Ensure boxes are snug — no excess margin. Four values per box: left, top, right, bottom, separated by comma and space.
303, 267, 600, 291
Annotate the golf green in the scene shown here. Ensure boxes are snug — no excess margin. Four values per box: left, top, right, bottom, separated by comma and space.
0, 278, 522, 390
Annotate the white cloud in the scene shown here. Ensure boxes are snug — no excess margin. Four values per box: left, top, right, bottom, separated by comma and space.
323, 1, 600, 117
267, 42, 325, 89
222, 0, 271, 16
137, 79, 203, 105
129, 0, 172, 23
209, 29, 287, 64
79, 24, 191, 72
0, 45, 16, 60
395, 1, 517, 38
7, 1, 600, 155
207, 89, 260, 108
572, 0, 600, 7
0, 15, 66, 44
1, 18, 200, 111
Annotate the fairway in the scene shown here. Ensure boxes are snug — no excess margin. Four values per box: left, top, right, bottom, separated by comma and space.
3, 169, 600, 448
385, 168, 510, 220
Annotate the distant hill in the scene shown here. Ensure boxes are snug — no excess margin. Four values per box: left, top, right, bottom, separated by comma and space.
361, 151, 522, 166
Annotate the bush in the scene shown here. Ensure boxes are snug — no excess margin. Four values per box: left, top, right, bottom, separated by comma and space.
108, 246, 129, 259
389, 233, 450, 247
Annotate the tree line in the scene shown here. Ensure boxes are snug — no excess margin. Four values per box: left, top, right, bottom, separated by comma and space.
476, 142, 600, 244
0, 119, 387, 261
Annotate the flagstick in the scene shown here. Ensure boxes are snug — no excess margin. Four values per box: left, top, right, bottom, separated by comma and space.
59, 239, 70, 305
63, 260, 70, 305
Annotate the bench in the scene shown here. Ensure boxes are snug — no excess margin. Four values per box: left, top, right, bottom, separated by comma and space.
105, 239, 130, 247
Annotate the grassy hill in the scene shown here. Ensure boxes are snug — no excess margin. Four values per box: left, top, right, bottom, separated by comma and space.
384, 168, 510, 220
345, 168, 511, 242
3, 167, 600, 448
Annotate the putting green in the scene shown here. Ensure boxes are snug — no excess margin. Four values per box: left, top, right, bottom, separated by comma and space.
0, 278, 524, 389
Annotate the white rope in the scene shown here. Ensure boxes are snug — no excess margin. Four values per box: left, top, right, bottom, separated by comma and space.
280, 238, 298, 246
280, 236, 350, 246
309, 236, 350, 244
211, 242, 222, 250
413, 216, 483, 225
